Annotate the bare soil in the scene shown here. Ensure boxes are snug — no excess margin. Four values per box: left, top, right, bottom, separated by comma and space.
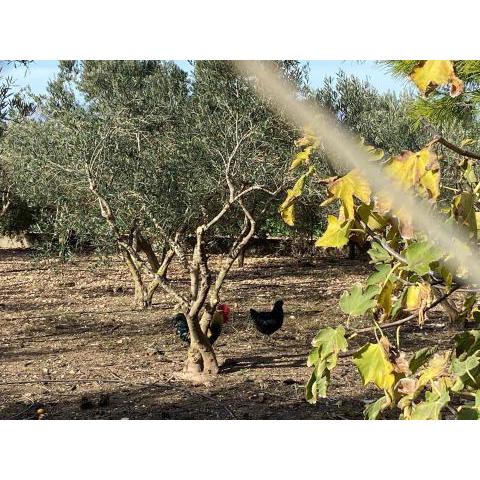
0, 249, 461, 420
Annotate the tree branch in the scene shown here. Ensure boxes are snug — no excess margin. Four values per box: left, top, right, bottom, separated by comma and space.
350, 284, 461, 336
429, 135, 480, 161
360, 220, 408, 265
419, 119, 480, 160
360, 219, 467, 287
338, 286, 461, 359
144, 206, 192, 273
203, 184, 267, 231
153, 273, 190, 308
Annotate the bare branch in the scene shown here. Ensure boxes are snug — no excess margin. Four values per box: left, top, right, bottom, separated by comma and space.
350, 285, 461, 335
188, 226, 211, 319
153, 272, 190, 308
432, 136, 480, 161
143, 205, 192, 273
359, 220, 408, 265
203, 184, 267, 231
420, 119, 480, 160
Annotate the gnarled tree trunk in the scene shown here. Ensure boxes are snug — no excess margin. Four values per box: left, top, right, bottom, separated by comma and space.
184, 313, 219, 374
122, 250, 148, 308
237, 247, 246, 267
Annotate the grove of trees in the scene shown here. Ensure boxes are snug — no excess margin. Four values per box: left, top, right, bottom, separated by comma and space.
3, 60, 480, 418
1, 60, 307, 374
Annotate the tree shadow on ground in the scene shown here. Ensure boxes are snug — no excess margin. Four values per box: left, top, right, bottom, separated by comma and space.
225, 258, 371, 283
0, 377, 382, 420
221, 353, 306, 373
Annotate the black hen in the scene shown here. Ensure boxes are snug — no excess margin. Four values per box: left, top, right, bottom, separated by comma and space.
173, 305, 230, 345
250, 300, 284, 336
173, 313, 190, 343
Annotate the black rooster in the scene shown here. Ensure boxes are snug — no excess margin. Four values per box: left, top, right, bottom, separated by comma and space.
173, 304, 231, 345
173, 313, 191, 343
249, 299, 284, 336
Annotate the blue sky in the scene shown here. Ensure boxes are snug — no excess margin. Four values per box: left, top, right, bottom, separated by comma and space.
3, 60, 408, 95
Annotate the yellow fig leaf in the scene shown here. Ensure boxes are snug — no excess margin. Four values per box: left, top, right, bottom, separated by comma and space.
404, 285, 421, 310
279, 166, 316, 226
357, 203, 388, 231
280, 204, 295, 226
294, 125, 322, 149
377, 279, 394, 319
327, 169, 371, 219
419, 168, 440, 200
295, 134, 319, 149
353, 343, 396, 395
315, 215, 352, 248
463, 161, 477, 185
290, 146, 313, 171
410, 60, 464, 97
375, 148, 439, 238
403, 283, 431, 311
389, 149, 439, 197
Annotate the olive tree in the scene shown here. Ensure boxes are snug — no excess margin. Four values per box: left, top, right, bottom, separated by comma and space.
3, 60, 305, 374
0, 61, 34, 230
3, 61, 190, 306
136, 60, 306, 373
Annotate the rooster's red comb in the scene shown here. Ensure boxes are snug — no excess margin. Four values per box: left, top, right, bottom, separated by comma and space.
217, 303, 231, 322
217, 303, 230, 313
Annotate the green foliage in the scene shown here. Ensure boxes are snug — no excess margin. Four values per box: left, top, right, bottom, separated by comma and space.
314, 71, 429, 155
457, 391, 480, 419
306, 326, 480, 419
366, 264, 392, 286
409, 346, 438, 374
0, 61, 34, 132
367, 242, 392, 264
297, 62, 480, 419
339, 283, 378, 317
0, 61, 35, 234
364, 395, 389, 420
404, 241, 442, 276
3, 60, 303, 254
455, 330, 480, 357
0, 194, 33, 235
409, 388, 450, 420
305, 326, 347, 404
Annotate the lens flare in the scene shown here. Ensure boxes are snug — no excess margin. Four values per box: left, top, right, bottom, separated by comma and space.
235, 61, 480, 285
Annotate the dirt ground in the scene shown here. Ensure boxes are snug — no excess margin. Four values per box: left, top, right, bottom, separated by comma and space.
0, 249, 461, 420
